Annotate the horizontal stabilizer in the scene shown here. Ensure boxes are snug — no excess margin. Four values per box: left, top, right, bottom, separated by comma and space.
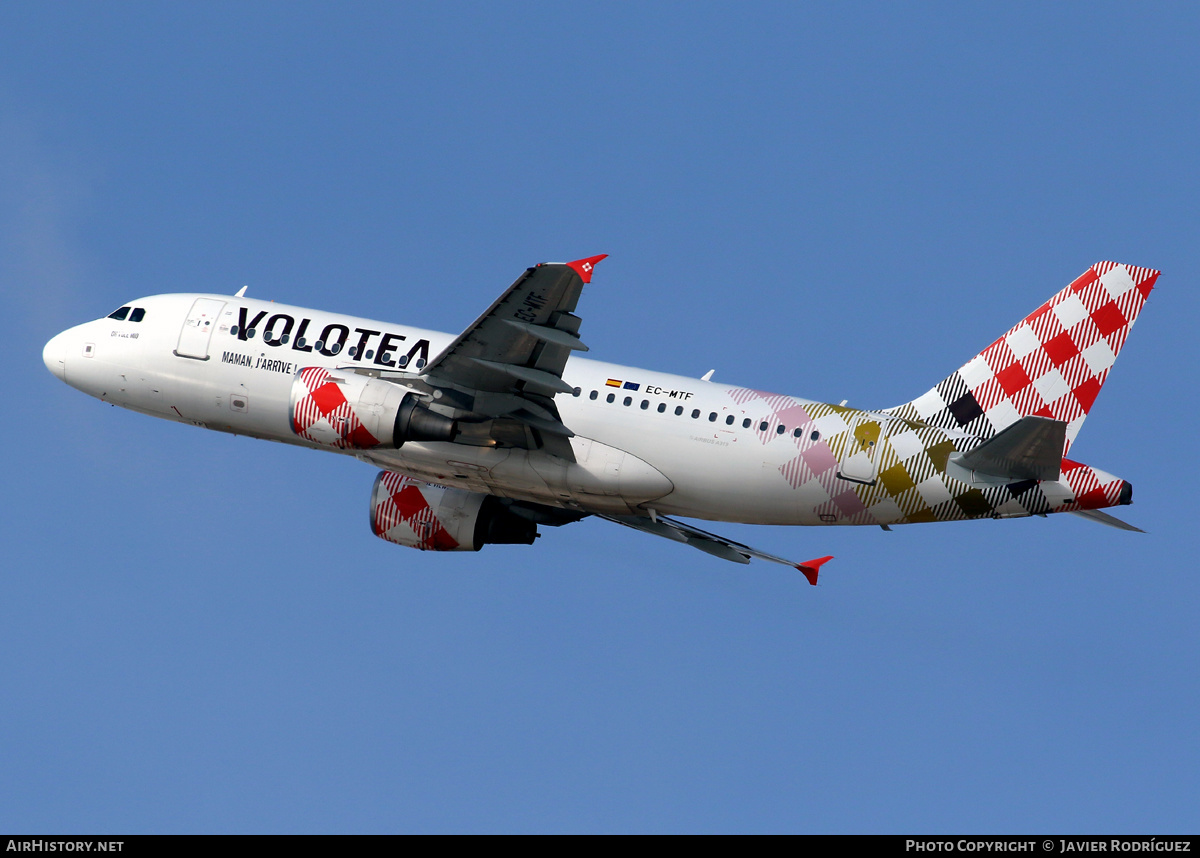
1068, 509, 1145, 533
958, 416, 1066, 481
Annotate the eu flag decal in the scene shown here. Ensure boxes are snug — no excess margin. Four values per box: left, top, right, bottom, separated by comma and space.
623, 381, 640, 391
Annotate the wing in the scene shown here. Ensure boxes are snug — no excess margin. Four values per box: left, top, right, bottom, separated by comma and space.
424, 255, 605, 456
347, 256, 605, 458
600, 513, 834, 585
423, 255, 604, 394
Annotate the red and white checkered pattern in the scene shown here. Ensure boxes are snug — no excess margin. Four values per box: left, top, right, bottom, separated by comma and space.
290, 366, 380, 449
370, 471, 460, 551
902, 262, 1157, 453
1058, 458, 1127, 511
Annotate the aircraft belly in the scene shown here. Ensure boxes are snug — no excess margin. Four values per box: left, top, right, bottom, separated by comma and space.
360, 446, 510, 497
362, 437, 673, 515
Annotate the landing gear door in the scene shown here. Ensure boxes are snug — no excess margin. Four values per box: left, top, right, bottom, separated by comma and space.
175, 298, 226, 360
838, 418, 881, 485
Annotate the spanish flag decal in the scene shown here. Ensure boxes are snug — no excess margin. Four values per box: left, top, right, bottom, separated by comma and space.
605, 378, 622, 388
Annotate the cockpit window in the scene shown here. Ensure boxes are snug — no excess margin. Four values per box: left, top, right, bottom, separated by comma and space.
129, 307, 146, 322
108, 307, 130, 321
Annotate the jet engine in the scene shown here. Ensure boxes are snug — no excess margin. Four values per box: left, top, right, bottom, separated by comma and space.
369, 471, 537, 551
289, 366, 457, 449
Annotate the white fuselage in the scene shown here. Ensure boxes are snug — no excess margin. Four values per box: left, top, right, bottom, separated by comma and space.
45, 292, 884, 525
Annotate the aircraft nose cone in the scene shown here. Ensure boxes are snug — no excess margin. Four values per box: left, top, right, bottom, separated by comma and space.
43, 331, 68, 381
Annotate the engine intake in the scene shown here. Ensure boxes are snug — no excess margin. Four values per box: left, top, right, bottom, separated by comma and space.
370, 471, 537, 551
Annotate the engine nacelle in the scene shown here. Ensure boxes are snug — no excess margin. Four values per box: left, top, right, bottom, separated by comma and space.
369, 471, 538, 551
290, 366, 457, 449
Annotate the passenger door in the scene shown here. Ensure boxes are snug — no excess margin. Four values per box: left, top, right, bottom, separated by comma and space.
175, 298, 226, 360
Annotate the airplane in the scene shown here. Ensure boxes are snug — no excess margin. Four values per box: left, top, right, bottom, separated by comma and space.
42, 257, 1156, 585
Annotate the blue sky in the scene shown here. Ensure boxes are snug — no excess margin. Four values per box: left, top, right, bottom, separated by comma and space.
3, 2, 1198, 833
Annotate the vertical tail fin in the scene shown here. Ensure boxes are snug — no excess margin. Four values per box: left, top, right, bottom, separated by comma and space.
888, 262, 1158, 453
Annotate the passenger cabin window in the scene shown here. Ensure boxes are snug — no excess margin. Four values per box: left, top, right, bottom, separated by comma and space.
589, 390, 599, 400
129, 308, 146, 322
606, 393, 616, 403
657, 403, 666, 413
623, 396, 632, 406
675, 406, 684, 416
108, 307, 130, 321
708, 412, 717, 422
725, 415, 734, 425
742, 418, 751, 428
691, 409, 700, 419
776, 424, 786, 434
572, 387, 581, 397
640, 400, 649, 410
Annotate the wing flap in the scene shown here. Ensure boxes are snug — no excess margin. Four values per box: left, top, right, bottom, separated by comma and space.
501, 319, 589, 351
465, 358, 576, 395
